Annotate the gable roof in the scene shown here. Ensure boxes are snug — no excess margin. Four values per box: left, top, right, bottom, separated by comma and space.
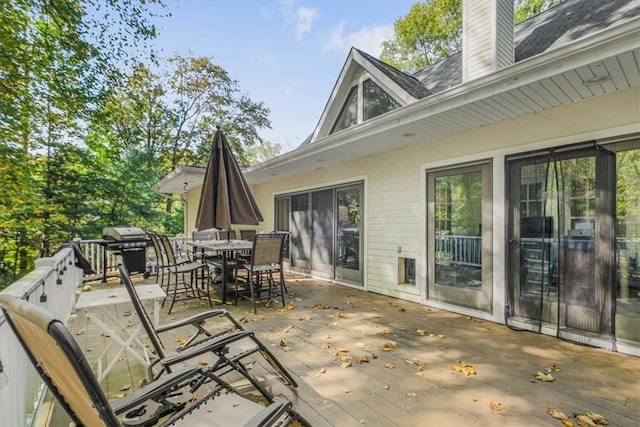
246, 0, 640, 184
310, 48, 430, 142
414, 0, 640, 94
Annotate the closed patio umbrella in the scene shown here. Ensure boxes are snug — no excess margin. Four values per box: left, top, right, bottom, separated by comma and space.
195, 129, 263, 234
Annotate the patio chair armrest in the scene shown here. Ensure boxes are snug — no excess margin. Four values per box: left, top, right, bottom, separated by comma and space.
244, 395, 293, 427
155, 309, 231, 333
160, 330, 255, 367
111, 367, 203, 415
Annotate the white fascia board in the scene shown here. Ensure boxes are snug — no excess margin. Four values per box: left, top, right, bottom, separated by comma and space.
152, 165, 206, 195
246, 18, 640, 182
351, 50, 417, 106
311, 48, 358, 143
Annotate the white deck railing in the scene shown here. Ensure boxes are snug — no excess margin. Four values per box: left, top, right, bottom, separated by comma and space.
0, 246, 80, 427
435, 235, 482, 266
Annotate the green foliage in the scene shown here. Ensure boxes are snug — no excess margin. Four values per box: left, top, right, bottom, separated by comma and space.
514, 0, 566, 24
381, 0, 462, 73
381, 0, 567, 72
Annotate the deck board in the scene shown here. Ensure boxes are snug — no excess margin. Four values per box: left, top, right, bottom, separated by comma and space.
47, 273, 640, 426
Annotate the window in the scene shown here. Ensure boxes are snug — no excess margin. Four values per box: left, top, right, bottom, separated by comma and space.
330, 75, 400, 135
331, 86, 358, 133
363, 79, 399, 121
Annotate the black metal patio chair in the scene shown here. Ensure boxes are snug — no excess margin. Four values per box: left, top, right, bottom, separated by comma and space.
0, 293, 305, 427
234, 232, 288, 314
155, 234, 211, 313
117, 261, 300, 398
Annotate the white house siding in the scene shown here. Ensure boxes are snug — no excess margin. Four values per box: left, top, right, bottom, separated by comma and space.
248, 86, 640, 319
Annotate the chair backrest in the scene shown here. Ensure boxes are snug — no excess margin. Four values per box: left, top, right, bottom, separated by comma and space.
251, 232, 286, 267
158, 234, 178, 266
192, 228, 219, 241
220, 230, 236, 240
0, 294, 120, 426
118, 261, 167, 360
149, 234, 167, 268
240, 230, 256, 241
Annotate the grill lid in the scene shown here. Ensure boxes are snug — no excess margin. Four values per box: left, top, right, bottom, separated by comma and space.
103, 227, 146, 241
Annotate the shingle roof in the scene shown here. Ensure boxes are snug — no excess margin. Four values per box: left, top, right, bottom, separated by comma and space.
355, 48, 431, 99
414, 0, 640, 94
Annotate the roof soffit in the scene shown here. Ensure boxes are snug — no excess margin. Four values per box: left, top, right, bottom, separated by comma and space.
245, 19, 640, 185
311, 48, 423, 142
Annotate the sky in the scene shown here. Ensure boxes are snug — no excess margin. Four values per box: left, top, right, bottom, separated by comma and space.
150, 0, 415, 152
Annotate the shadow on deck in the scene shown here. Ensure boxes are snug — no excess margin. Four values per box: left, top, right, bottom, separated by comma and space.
47, 273, 640, 427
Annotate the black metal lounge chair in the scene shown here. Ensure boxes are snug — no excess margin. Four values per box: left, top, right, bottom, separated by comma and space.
117, 261, 299, 399
0, 293, 304, 426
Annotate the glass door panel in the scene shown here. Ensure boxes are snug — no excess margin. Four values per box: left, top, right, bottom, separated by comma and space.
311, 190, 334, 278
615, 147, 640, 343
336, 185, 363, 284
290, 194, 310, 271
427, 163, 492, 312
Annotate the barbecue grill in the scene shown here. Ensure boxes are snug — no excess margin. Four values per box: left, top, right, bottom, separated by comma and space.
100, 227, 148, 282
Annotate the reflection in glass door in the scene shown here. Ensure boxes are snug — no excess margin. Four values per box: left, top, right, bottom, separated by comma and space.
427, 163, 492, 312
506, 145, 616, 346
336, 185, 363, 284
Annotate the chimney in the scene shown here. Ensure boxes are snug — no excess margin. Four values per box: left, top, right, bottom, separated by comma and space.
462, 0, 514, 83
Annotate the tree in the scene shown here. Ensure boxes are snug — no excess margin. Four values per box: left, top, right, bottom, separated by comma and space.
381, 0, 566, 73
380, 0, 462, 73
84, 55, 272, 234
514, 0, 565, 23
0, 0, 163, 281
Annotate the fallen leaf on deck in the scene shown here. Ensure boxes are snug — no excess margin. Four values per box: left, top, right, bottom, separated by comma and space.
546, 363, 560, 372
408, 392, 417, 397
111, 393, 126, 399
584, 411, 608, 425
416, 328, 426, 336
384, 385, 390, 390
337, 312, 347, 319
75, 329, 86, 336
574, 414, 599, 427
415, 371, 423, 377
488, 401, 504, 411
382, 341, 396, 351
120, 384, 131, 391
316, 367, 326, 376
383, 328, 392, 334
321, 342, 331, 349
355, 342, 366, 348
384, 363, 395, 369
452, 362, 476, 376
283, 325, 294, 333
534, 371, 555, 382
175, 338, 188, 346
239, 316, 249, 323
547, 407, 569, 420
330, 322, 339, 327
198, 360, 208, 366
340, 357, 353, 368
300, 316, 313, 321
561, 420, 574, 427
357, 355, 369, 364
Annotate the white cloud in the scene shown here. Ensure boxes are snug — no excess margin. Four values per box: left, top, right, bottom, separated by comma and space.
322, 22, 394, 57
295, 6, 319, 42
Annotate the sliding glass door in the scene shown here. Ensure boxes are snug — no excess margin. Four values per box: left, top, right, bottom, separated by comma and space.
275, 182, 364, 285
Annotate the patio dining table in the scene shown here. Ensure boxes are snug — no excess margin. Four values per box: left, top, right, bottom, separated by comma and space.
188, 239, 253, 304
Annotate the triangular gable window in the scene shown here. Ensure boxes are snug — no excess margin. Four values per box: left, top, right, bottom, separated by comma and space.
330, 78, 400, 135
363, 79, 399, 121
331, 86, 358, 133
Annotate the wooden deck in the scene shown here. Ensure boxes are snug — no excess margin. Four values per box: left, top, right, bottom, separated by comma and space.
49, 274, 640, 427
